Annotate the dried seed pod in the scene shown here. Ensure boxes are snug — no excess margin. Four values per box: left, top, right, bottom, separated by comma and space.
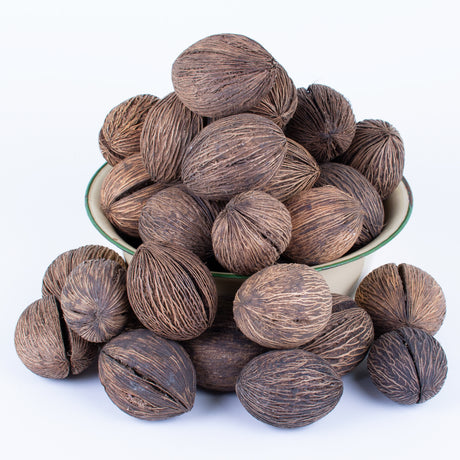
183, 296, 266, 392
100, 154, 169, 238
284, 186, 364, 265
99, 94, 159, 165
286, 84, 356, 163
172, 33, 278, 118
331, 293, 359, 313
339, 119, 405, 199
355, 263, 446, 336
301, 307, 374, 376
212, 191, 292, 275
236, 349, 343, 428
182, 113, 287, 200
141, 92, 204, 183
367, 327, 447, 404
61, 259, 129, 343
316, 162, 384, 248
99, 329, 196, 420
259, 138, 320, 202
14, 296, 97, 378
127, 242, 218, 341
234, 263, 332, 349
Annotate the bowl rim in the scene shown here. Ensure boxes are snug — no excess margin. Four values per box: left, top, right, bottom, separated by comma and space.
85, 163, 413, 278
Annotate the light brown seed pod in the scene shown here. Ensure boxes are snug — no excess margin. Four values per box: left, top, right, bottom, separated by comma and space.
99, 94, 159, 165
14, 296, 97, 379
141, 92, 204, 183
355, 263, 446, 336
127, 241, 218, 341
286, 84, 356, 163
284, 186, 364, 265
233, 263, 332, 349
172, 33, 278, 118
182, 113, 287, 200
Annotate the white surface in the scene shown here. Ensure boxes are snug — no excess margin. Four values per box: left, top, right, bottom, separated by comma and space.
1, 1, 459, 459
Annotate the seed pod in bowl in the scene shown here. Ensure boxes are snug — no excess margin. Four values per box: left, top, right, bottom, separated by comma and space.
182, 113, 287, 200
212, 191, 292, 275
286, 84, 356, 163
172, 33, 278, 118
141, 92, 204, 183
284, 186, 364, 265
99, 94, 159, 165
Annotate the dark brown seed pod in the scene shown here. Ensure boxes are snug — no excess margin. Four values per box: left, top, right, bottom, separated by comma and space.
284, 186, 364, 265
212, 191, 292, 275
141, 92, 204, 183
61, 259, 129, 343
339, 119, 405, 200
127, 241, 218, 341
316, 162, 384, 248
99, 94, 159, 165
172, 33, 278, 118
14, 296, 97, 379
99, 329, 196, 420
367, 327, 447, 404
331, 293, 359, 313
285, 84, 356, 163
259, 138, 320, 202
182, 113, 287, 200
100, 154, 169, 238
182, 296, 266, 392
234, 263, 332, 349
301, 307, 374, 376
236, 349, 343, 428
355, 263, 446, 336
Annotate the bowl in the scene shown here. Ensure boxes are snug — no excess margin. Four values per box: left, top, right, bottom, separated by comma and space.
85, 163, 413, 296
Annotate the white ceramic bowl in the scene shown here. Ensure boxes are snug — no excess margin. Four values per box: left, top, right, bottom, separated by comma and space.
85, 164, 413, 296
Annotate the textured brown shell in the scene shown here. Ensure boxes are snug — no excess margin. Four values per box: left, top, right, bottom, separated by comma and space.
99, 329, 196, 420
141, 92, 204, 183
367, 327, 447, 404
172, 33, 278, 118
182, 113, 287, 200
339, 119, 405, 199
355, 263, 446, 336
331, 293, 359, 313
234, 263, 332, 349
212, 191, 292, 275
127, 242, 218, 341
284, 186, 364, 265
99, 94, 159, 165
286, 85, 356, 163
236, 349, 343, 428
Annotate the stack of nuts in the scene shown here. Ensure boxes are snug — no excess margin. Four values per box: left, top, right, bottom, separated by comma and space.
15, 34, 448, 428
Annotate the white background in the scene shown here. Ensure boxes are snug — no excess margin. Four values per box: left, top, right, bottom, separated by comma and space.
1, 1, 459, 459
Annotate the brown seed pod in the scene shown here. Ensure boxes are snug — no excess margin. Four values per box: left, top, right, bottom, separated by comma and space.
285, 84, 356, 163
367, 327, 447, 404
99, 329, 196, 420
172, 33, 278, 118
141, 92, 204, 183
316, 162, 384, 248
260, 138, 320, 202
234, 263, 332, 349
182, 296, 266, 392
331, 293, 359, 313
301, 307, 374, 376
284, 186, 364, 265
182, 113, 287, 200
100, 154, 169, 238
61, 259, 129, 343
14, 296, 97, 379
127, 242, 218, 341
339, 119, 405, 200
236, 349, 343, 428
99, 94, 159, 165
355, 263, 446, 336
212, 191, 292, 275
